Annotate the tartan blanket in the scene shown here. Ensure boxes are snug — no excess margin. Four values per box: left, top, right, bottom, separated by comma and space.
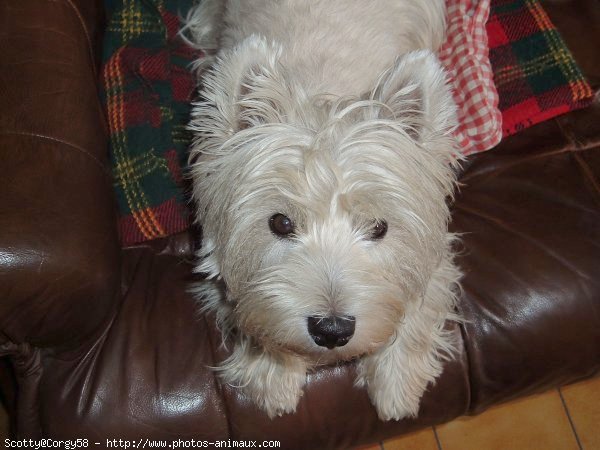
102, 0, 202, 245
101, 0, 595, 246
487, 0, 594, 136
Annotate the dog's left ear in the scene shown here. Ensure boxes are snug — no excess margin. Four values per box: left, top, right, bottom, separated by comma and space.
369, 50, 456, 141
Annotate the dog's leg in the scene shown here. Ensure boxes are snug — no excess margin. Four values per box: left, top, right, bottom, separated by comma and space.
218, 336, 308, 418
356, 254, 461, 421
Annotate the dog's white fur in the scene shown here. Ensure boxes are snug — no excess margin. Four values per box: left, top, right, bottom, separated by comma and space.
185, 0, 462, 421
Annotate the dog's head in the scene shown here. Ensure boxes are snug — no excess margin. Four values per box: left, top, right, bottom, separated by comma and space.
190, 36, 460, 363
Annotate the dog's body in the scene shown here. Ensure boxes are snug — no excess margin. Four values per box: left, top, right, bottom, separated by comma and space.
186, 0, 462, 421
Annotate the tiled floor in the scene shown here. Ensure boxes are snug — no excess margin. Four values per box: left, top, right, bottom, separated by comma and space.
0, 377, 598, 449
358, 376, 600, 450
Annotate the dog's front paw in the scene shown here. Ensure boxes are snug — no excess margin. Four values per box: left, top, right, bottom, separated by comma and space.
218, 343, 307, 418
363, 376, 421, 421
356, 359, 423, 421
245, 367, 305, 418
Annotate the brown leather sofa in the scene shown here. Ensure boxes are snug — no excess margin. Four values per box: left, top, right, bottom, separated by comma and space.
0, 0, 598, 448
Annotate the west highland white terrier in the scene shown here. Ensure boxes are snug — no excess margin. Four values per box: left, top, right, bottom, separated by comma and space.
184, 0, 462, 421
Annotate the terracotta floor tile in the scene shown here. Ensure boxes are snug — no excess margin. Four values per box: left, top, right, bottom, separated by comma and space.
435, 389, 579, 450
354, 443, 382, 450
561, 376, 600, 450
383, 427, 439, 450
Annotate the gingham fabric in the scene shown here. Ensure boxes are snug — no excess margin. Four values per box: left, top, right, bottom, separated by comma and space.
487, 0, 594, 136
440, 0, 503, 155
101, 0, 594, 246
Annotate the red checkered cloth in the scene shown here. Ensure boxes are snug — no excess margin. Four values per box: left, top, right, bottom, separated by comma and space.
440, 0, 503, 155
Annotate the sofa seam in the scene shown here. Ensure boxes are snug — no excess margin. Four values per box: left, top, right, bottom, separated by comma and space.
5, 343, 44, 438
201, 312, 233, 440
60, 0, 98, 76
572, 151, 600, 208
454, 304, 474, 415
459, 143, 575, 183
0, 130, 110, 176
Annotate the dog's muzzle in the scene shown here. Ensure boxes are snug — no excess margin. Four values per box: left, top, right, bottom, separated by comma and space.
307, 316, 356, 349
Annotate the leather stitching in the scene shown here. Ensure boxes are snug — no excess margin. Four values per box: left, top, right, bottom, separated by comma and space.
59, 0, 98, 75
0, 130, 109, 175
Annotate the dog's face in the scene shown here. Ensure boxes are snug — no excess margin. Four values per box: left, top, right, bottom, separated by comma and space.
190, 37, 459, 363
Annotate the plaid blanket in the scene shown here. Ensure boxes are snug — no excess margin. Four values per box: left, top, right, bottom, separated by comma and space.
487, 0, 594, 136
101, 0, 595, 246
102, 0, 202, 245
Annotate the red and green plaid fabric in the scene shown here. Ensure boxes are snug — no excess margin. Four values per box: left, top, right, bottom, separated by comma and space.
487, 0, 594, 136
101, 0, 594, 246
102, 0, 202, 246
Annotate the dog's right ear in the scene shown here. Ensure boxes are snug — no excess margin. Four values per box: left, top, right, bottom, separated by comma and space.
197, 35, 291, 134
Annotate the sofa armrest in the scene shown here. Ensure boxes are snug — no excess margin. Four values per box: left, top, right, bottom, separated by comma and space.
0, 0, 120, 349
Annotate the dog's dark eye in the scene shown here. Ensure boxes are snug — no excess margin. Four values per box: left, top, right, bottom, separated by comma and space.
269, 213, 295, 237
369, 220, 388, 240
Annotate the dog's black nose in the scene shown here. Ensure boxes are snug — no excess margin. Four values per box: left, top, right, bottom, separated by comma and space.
307, 316, 356, 349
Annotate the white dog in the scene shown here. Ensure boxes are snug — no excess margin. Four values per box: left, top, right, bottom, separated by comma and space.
184, 0, 462, 421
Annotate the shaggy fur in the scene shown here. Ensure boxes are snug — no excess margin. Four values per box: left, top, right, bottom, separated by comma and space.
185, 0, 462, 421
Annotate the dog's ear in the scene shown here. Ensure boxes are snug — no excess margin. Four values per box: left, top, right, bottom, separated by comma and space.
236, 62, 290, 130
200, 35, 292, 133
369, 50, 456, 141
